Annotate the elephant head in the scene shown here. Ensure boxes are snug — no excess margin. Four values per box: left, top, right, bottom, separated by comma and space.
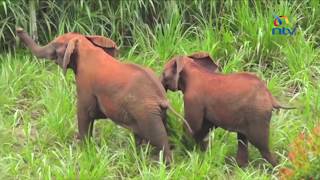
160, 52, 218, 91
16, 27, 118, 74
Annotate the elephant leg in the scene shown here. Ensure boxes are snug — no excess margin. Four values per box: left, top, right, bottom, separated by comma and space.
134, 133, 145, 146
194, 120, 213, 151
77, 109, 94, 141
184, 100, 207, 149
236, 132, 249, 167
246, 117, 277, 167
248, 131, 277, 166
88, 120, 95, 137
76, 95, 96, 141
138, 115, 172, 164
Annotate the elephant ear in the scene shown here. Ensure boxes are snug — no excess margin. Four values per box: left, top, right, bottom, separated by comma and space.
188, 52, 218, 72
172, 56, 185, 90
62, 38, 78, 75
85, 35, 118, 57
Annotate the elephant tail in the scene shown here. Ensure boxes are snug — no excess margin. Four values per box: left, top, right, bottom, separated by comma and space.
269, 92, 296, 110
160, 101, 193, 135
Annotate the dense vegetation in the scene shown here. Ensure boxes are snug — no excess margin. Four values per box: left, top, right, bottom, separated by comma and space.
0, 0, 319, 179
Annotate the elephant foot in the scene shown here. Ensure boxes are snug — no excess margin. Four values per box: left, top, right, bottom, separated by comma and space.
199, 134, 210, 151
236, 151, 249, 167
74, 132, 92, 143
236, 157, 249, 168
199, 140, 209, 151
134, 134, 147, 146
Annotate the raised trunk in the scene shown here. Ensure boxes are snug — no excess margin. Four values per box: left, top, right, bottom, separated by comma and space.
16, 28, 55, 59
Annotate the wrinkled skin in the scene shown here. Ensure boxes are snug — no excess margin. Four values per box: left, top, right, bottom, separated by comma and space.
16, 28, 172, 163
161, 52, 293, 167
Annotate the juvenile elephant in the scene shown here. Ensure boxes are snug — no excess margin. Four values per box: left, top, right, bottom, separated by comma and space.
160, 52, 294, 167
16, 28, 173, 162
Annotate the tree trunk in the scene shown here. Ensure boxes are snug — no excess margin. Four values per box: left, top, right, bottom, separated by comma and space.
29, 0, 38, 43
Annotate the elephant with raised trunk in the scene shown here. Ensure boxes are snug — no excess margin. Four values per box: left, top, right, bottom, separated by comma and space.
16, 28, 174, 163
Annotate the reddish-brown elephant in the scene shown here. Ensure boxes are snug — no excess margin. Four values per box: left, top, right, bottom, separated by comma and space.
16, 28, 173, 163
160, 52, 294, 167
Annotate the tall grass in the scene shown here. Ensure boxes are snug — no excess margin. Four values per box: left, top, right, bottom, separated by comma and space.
0, 0, 320, 179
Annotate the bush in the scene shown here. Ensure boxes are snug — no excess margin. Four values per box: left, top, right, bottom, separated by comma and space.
280, 124, 320, 179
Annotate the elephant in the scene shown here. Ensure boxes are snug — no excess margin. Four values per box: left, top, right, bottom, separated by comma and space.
160, 52, 295, 167
16, 28, 178, 163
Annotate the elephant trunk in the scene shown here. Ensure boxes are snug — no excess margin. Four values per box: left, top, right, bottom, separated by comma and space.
16, 27, 55, 59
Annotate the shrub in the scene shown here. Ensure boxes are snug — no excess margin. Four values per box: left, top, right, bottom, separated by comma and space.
280, 124, 320, 179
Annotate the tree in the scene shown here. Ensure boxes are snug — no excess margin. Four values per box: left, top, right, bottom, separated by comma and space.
29, 0, 38, 43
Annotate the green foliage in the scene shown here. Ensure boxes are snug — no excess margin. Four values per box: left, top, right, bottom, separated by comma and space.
0, 0, 319, 179
280, 124, 320, 179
